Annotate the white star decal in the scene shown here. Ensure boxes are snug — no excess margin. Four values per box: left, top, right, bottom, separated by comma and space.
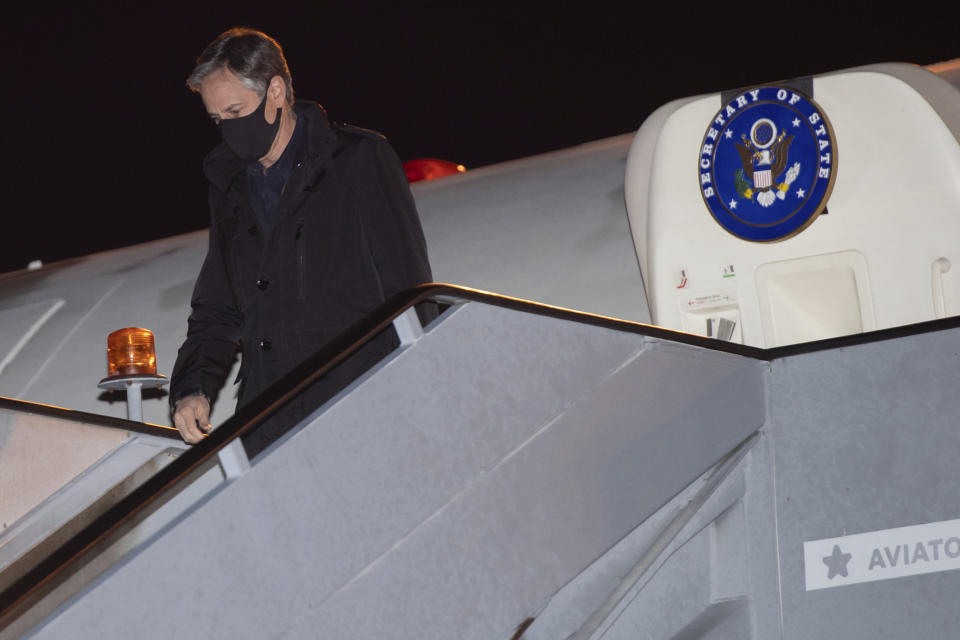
729, 199, 738, 209
796, 188, 805, 198
724, 129, 733, 139
792, 118, 801, 127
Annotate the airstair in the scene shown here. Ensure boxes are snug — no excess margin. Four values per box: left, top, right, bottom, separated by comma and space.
1, 285, 958, 639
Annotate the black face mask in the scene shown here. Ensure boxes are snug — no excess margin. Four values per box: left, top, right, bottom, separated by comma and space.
219, 91, 282, 161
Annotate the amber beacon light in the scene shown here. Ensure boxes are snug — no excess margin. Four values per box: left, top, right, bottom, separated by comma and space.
99, 327, 168, 422
107, 327, 157, 375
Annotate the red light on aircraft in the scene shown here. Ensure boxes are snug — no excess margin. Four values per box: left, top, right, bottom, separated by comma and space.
403, 158, 466, 183
106, 327, 157, 376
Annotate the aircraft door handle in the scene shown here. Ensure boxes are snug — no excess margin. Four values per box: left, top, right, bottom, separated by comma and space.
931, 257, 951, 319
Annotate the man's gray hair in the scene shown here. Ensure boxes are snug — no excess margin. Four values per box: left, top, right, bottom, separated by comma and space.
187, 27, 294, 103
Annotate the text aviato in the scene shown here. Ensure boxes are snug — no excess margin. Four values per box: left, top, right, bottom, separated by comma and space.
804, 518, 960, 591
868, 537, 960, 570
697, 86, 837, 242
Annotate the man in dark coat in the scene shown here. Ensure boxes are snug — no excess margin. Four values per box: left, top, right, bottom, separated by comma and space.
171, 28, 433, 455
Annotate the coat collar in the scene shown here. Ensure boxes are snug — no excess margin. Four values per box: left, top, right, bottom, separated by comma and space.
203, 101, 338, 193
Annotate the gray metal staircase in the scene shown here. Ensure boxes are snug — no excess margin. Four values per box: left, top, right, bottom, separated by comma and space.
2, 286, 959, 639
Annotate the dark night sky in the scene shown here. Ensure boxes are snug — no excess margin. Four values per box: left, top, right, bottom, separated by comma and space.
2, 3, 957, 274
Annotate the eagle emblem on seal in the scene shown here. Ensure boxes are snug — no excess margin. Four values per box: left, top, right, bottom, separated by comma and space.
733, 118, 801, 208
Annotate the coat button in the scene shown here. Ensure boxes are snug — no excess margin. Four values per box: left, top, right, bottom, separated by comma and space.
256, 278, 269, 290
248, 224, 258, 236
259, 339, 272, 351
233, 205, 241, 214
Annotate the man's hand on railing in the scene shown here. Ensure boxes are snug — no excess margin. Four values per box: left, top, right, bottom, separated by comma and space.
173, 395, 211, 444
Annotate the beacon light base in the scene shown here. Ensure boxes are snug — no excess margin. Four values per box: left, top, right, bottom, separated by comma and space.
98, 374, 168, 423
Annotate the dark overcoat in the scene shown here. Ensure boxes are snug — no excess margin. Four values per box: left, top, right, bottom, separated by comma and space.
171, 101, 432, 452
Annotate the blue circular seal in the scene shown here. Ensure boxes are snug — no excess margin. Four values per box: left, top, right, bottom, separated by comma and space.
697, 86, 837, 242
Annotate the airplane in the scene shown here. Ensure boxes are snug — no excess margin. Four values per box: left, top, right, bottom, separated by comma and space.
1, 57, 959, 638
